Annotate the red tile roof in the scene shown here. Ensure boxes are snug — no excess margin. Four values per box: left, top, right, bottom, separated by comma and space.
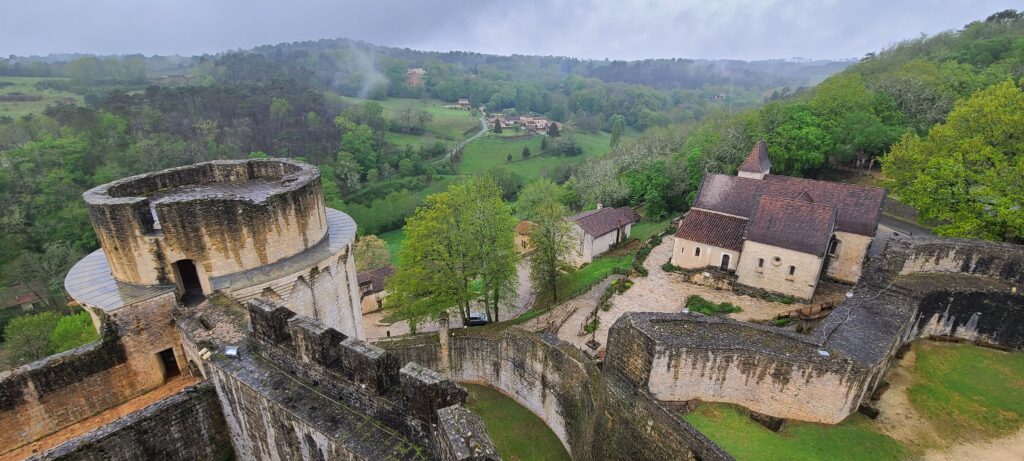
674, 210, 747, 252
738, 139, 772, 174
516, 221, 536, 235
745, 196, 836, 256
693, 173, 885, 236
569, 207, 641, 238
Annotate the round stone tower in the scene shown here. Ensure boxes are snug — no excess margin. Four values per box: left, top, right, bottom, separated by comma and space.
67, 158, 363, 338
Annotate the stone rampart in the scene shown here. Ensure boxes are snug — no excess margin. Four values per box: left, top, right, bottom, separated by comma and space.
30, 383, 231, 461
1, 284, 185, 456
380, 327, 733, 461
605, 312, 868, 424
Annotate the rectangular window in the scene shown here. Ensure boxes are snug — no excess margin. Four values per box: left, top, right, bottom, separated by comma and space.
758, 258, 764, 268
789, 265, 796, 276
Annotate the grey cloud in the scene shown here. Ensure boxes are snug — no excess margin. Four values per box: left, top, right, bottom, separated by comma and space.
0, 0, 1018, 59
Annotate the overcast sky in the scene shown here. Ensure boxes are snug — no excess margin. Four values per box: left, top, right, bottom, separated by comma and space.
2, 1, 1019, 60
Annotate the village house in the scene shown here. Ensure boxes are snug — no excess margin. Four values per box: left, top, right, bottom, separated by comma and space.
404, 68, 425, 86
457, 98, 471, 109
357, 265, 394, 314
515, 220, 535, 254
0, 284, 45, 311
671, 140, 886, 300
485, 113, 560, 132
569, 206, 641, 264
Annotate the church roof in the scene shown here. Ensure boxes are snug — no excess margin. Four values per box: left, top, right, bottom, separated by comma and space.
738, 139, 772, 174
745, 196, 837, 256
692, 173, 885, 237
674, 210, 747, 252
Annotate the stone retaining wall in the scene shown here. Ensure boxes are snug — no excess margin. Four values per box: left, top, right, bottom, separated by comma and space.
31, 383, 231, 461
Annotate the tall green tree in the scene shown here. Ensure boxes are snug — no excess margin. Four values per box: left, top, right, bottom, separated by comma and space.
609, 114, 626, 147
883, 79, 1024, 242
353, 235, 391, 272
387, 177, 518, 327
516, 178, 564, 220
529, 197, 576, 304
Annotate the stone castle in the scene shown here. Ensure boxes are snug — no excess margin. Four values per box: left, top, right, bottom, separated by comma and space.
0, 159, 1021, 460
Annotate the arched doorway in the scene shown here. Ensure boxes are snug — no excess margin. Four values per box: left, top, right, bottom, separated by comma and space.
720, 254, 731, 271
172, 259, 205, 305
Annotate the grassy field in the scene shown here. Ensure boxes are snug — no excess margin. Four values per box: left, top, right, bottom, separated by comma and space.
629, 218, 671, 243
378, 228, 404, 267
557, 254, 632, 301
463, 384, 570, 461
337, 95, 481, 141
908, 341, 1024, 439
458, 131, 617, 181
0, 76, 82, 118
682, 342, 1024, 460
684, 404, 907, 461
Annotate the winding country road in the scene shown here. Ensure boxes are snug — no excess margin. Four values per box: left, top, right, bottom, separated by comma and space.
439, 113, 487, 163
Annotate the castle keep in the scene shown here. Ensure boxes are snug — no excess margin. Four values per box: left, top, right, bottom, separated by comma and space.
0, 158, 1021, 460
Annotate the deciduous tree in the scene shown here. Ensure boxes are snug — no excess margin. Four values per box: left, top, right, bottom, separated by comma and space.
353, 235, 391, 272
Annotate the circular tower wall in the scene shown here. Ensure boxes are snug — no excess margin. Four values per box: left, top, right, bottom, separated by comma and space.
84, 159, 327, 288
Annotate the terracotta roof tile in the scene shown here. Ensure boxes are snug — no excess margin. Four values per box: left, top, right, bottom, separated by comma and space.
674, 210, 747, 252
516, 221, 536, 235
745, 196, 836, 256
693, 173, 885, 236
569, 207, 641, 238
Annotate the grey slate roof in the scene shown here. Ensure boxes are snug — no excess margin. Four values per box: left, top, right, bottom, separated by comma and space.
357, 266, 394, 294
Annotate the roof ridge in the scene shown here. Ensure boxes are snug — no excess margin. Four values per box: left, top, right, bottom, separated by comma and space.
765, 174, 885, 192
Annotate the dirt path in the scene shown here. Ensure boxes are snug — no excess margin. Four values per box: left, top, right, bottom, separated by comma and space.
1, 375, 197, 461
921, 428, 1024, 461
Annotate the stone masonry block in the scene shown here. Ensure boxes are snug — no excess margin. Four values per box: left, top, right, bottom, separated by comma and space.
336, 338, 400, 394
246, 298, 296, 346
435, 404, 501, 461
400, 362, 467, 423
287, 315, 347, 366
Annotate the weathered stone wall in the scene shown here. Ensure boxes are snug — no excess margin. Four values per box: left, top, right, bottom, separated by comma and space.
83, 159, 327, 286
824, 231, 871, 283
671, 237, 740, 271
0, 290, 182, 454
190, 299, 493, 460
31, 383, 231, 461
435, 405, 500, 461
606, 313, 868, 424
735, 240, 824, 300
380, 328, 733, 461
914, 291, 1024, 348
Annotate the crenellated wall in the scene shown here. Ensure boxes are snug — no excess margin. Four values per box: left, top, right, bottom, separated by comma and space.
184, 298, 496, 461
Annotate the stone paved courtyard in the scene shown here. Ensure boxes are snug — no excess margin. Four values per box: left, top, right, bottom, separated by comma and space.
556, 237, 849, 352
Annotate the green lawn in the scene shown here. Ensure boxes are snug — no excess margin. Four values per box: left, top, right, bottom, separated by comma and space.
458, 131, 618, 181
0, 76, 83, 118
629, 218, 671, 243
908, 341, 1024, 439
684, 404, 907, 461
378, 228, 404, 267
556, 254, 633, 302
682, 342, 1024, 460
463, 384, 570, 461
337, 95, 481, 140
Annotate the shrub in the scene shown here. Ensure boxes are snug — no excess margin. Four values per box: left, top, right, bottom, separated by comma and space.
685, 295, 742, 315
649, 234, 663, 246
583, 318, 599, 334
662, 261, 683, 272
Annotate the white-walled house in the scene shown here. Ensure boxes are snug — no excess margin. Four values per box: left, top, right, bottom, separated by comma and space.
356, 266, 394, 315
568, 206, 641, 265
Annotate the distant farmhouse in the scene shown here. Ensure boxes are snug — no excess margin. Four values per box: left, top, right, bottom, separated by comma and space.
404, 68, 425, 86
443, 98, 472, 110
486, 113, 561, 132
515, 220, 535, 254
672, 140, 886, 300
357, 265, 394, 314
569, 206, 641, 264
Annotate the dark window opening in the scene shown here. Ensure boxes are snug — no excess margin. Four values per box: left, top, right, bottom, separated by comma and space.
758, 258, 764, 268
789, 265, 796, 276
173, 260, 205, 306
694, 247, 701, 257
829, 239, 840, 256
720, 254, 731, 271
158, 348, 180, 381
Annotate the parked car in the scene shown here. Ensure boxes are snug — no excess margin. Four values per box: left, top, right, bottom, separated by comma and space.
467, 312, 489, 326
